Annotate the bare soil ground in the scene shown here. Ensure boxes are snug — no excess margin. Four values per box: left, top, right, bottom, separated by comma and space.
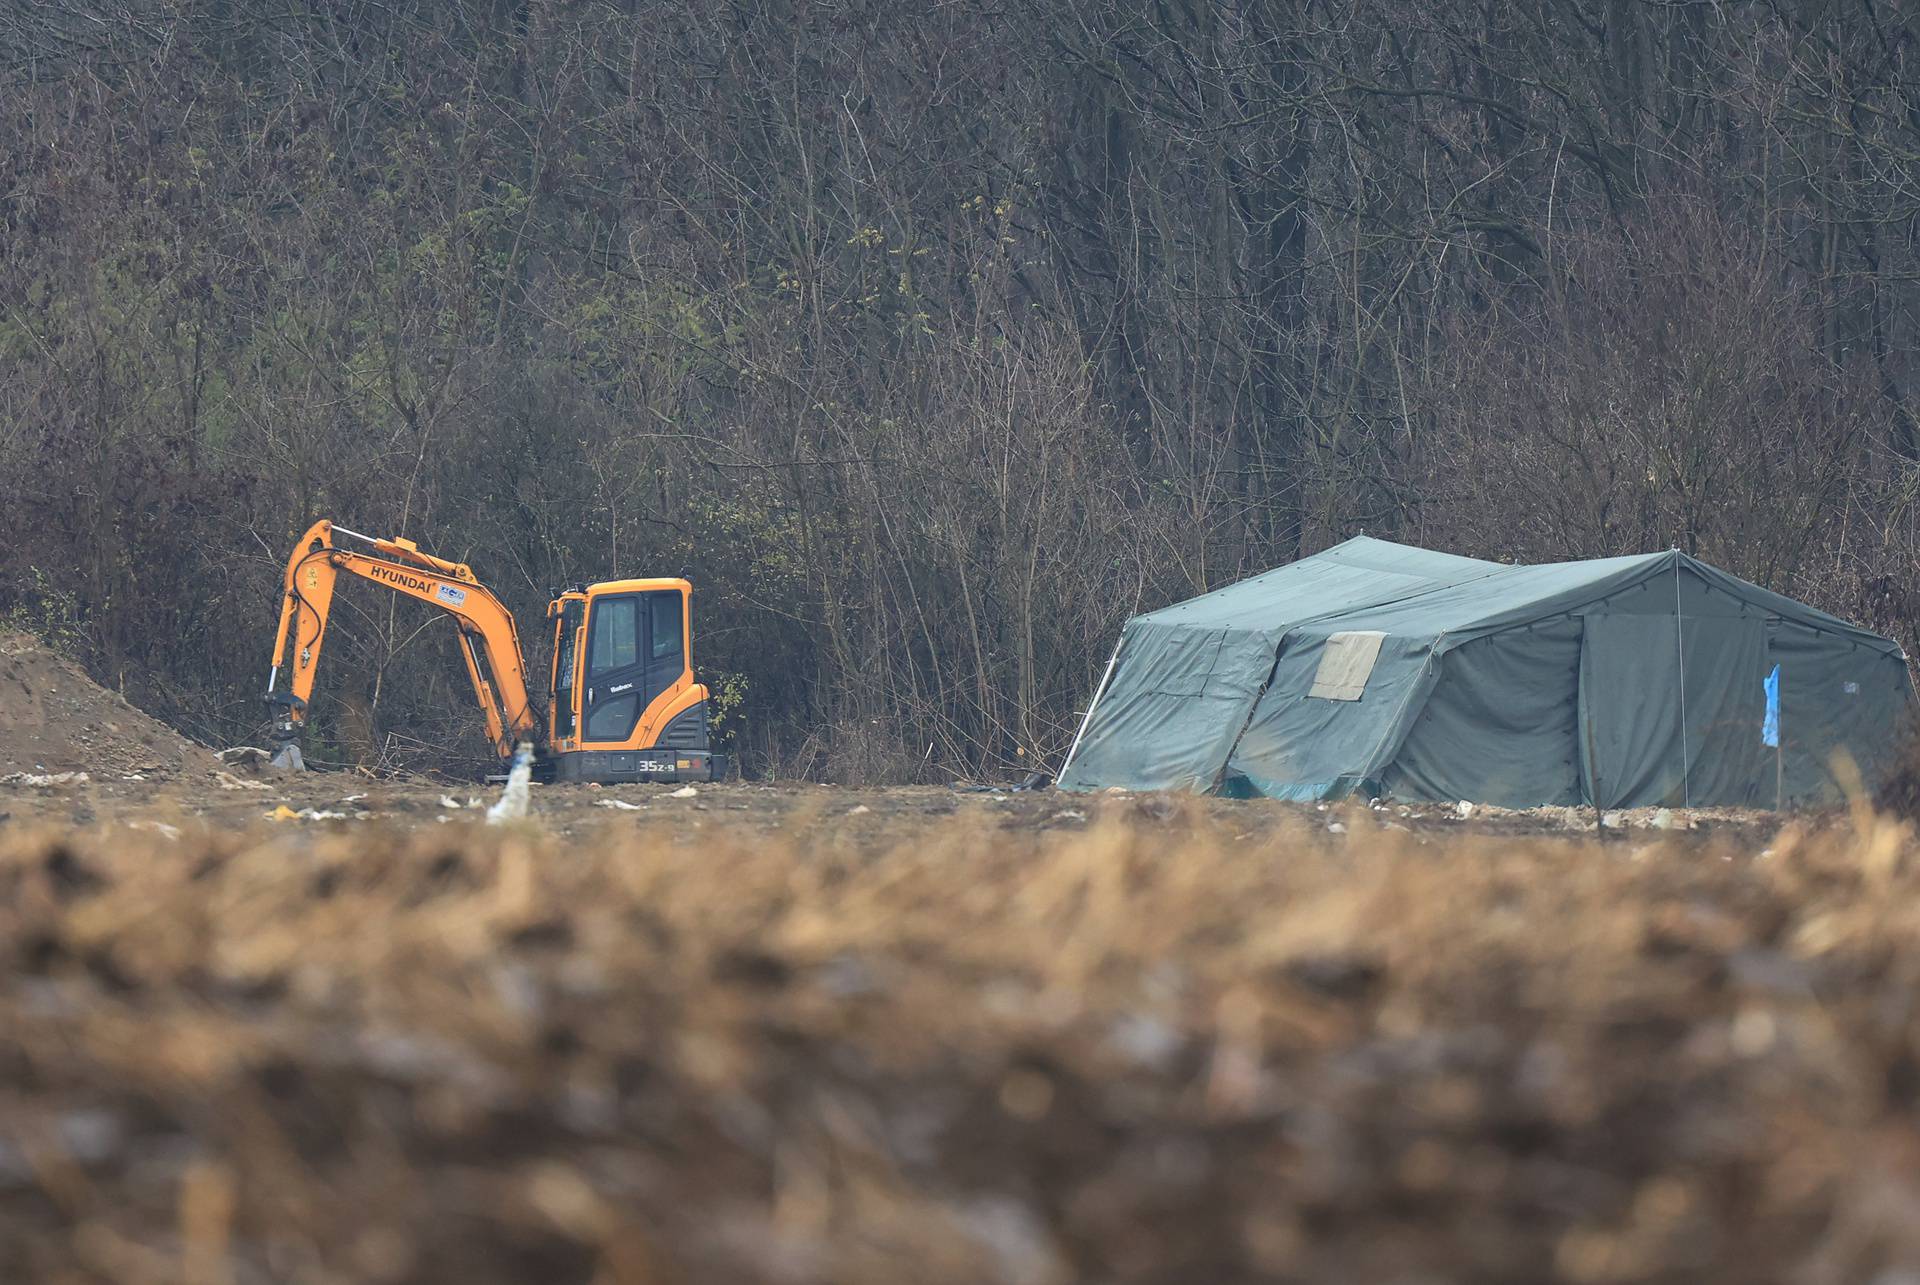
5, 635, 1915, 1284
0, 634, 219, 781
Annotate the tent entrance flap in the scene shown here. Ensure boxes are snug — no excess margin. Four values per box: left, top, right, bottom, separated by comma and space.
1578, 611, 1767, 808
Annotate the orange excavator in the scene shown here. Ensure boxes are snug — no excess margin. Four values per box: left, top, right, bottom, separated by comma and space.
264, 519, 723, 783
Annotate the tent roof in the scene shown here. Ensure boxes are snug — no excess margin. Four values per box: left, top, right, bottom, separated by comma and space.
1134, 536, 1497, 634
1307, 550, 1663, 642
1133, 536, 1901, 658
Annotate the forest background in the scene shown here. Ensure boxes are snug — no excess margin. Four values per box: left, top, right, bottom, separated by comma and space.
6, 0, 1920, 780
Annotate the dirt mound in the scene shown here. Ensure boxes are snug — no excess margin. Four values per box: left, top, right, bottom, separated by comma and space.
0, 634, 217, 779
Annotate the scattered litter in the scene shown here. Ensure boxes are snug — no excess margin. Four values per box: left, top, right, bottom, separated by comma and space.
439, 794, 463, 809
1455, 801, 1475, 819
1108, 1012, 1184, 1071
669, 785, 698, 799
212, 770, 271, 792
257, 804, 349, 824
1731, 1008, 1777, 1056
129, 820, 181, 841
342, 793, 368, 804
121, 773, 146, 782
58, 1110, 123, 1166
1103, 786, 1128, 795
0, 771, 88, 787
1327, 821, 1347, 834
486, 743, 534, 824
846, 804, 871, 816
1056, 809, 1086, 821
1651, 808, 1676, 830
595, 799, 645, 811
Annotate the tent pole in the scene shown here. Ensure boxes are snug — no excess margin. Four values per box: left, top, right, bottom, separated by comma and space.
1673, 554, 1690, 809
1058, 639, 1123, 782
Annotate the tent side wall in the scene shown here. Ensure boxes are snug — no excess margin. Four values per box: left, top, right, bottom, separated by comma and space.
1384, 559, 1914, 809
1059, 536, 1503, 795
1220, 555, 1666, 803
1378, 618, 1585, 807
1766, 618, 1915, 805
1565, 562, 1915, 808
1573, 600, 1767, 808
1054, 622, 1278, 793
1222, 633, 1443, 801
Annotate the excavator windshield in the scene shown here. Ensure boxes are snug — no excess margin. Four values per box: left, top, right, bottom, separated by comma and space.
551, 598, 584, 741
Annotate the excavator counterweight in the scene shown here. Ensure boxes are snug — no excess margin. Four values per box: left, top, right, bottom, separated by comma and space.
264, 520, 722, 784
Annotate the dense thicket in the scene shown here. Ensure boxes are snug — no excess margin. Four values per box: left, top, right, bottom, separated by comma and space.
5, 0, 1920, 779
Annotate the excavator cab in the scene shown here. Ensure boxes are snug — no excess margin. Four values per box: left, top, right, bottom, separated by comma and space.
264, 520, 724, 784
542, 581, 722, 783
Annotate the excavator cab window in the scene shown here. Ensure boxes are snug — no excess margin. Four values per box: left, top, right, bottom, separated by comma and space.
584, 595, 643, 742
590, 598, 641, 672
650, 592, 682, 662
553, 599, 583, 740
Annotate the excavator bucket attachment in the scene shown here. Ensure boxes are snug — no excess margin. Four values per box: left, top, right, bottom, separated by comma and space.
264, 692, 308, 771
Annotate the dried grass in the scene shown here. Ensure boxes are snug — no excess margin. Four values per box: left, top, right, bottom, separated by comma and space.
2, 799, 1918, 1282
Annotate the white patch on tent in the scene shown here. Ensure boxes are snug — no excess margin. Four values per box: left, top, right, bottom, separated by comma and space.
1308, 631, 1386, 701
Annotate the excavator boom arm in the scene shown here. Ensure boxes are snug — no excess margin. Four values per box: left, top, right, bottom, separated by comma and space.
266, 520, 539, 763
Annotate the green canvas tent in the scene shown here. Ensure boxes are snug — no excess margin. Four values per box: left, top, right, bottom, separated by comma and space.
1057, 537, 1915, 807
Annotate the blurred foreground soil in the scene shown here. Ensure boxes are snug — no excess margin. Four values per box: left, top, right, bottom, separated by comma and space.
0, 768, 1915, 1284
